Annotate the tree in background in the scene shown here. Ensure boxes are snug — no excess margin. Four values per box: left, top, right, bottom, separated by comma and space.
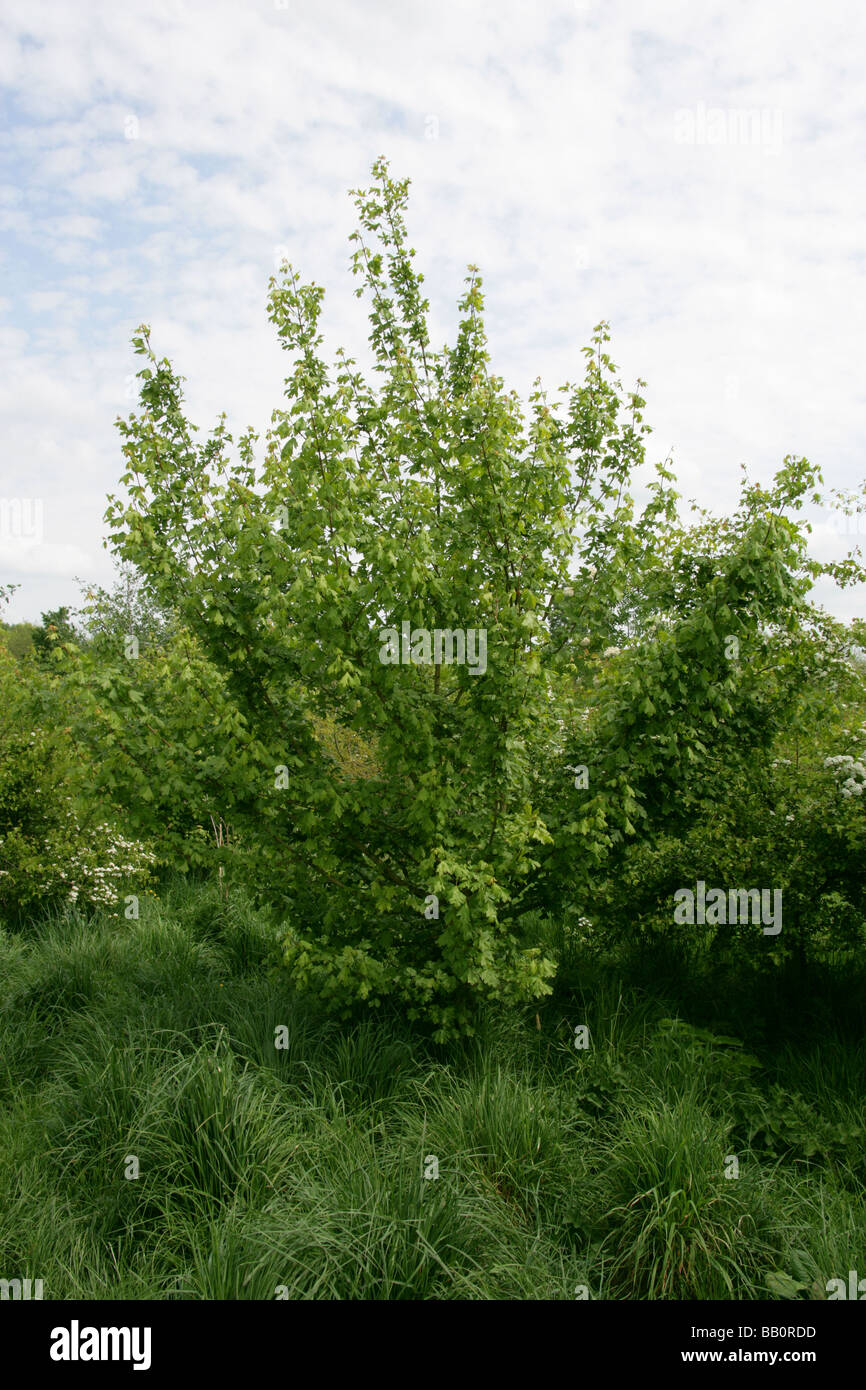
0, 620, 37, 660
31, 606, 82, 660
0, 585, 37, 659
76, 562, 176, 658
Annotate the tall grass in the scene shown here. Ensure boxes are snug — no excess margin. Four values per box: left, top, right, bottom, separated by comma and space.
0, 877, 862, 1299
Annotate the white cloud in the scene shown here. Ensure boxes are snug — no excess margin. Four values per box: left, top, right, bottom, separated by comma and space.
0, 541, 96, 576
0, 0, 863, 623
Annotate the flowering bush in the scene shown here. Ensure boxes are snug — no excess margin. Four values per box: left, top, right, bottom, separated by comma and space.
824, 751, 866, 798
0, 802, 155, 916
59, 814, 156, 909
0, 643, 155, 922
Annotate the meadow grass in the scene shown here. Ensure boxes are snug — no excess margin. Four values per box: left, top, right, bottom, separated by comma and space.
0, 876, 863, 1300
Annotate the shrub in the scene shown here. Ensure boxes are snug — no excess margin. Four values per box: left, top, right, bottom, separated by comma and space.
100, 161, 859, 1035
0, 644, 154, 922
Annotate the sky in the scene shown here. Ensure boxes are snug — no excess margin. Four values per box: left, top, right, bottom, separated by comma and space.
1, 0, 864, 624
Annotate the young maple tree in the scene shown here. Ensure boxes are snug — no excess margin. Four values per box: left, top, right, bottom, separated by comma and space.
103, 158, 845, 1036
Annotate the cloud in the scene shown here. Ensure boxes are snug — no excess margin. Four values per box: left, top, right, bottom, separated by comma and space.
0, 0, 863, 622
0, 540, 96, 576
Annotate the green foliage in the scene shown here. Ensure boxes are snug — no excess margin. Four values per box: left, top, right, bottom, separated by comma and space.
62, 618, 248, 874
580, 628, 866, 968
1, 880, 864, 1299
76, 563, 176, 658
31, 606, 82, 660
0, 621, 37, 659
97, 159, 856, 1036
0, 587, 37, 659
0, 644, 155, 922
733, 1083, 864, 1175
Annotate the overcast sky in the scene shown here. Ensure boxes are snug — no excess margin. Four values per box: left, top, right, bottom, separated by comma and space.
1, 0, 864, 624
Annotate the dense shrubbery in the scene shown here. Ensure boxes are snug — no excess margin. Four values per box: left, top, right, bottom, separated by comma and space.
87, 160, 865, 1036
583, 648, 866, 968
2, 166, 863, 1038
0, 632, 155, 922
